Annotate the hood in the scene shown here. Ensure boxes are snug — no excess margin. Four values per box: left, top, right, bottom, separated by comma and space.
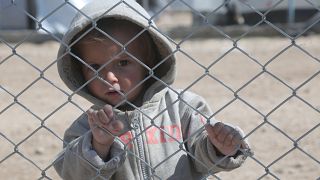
57, 0, 176, 107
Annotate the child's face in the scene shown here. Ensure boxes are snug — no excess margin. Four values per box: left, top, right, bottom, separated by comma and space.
77, 28, 150, 106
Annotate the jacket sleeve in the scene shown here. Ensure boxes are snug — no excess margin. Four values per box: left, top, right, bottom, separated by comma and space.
53, 113, 126, 180
179, 92, 252, 174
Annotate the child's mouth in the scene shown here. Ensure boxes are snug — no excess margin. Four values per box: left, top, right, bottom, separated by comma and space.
107, 90, 120, 95
105, 84, 124, 97
106, 88, 124, 96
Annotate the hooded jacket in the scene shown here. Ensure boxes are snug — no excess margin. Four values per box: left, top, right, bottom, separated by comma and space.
54, 0, 251, 179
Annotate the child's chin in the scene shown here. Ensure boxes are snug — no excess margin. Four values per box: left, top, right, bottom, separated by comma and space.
106, 97, 126, 107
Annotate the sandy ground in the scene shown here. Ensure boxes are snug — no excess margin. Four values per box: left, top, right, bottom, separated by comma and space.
0, 20, 319, 179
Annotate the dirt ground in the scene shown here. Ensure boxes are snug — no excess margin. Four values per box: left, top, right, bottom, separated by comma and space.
0, 26, 319, 179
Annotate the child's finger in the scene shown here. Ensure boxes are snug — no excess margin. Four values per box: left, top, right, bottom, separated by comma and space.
224, 131, 235, 147
91, 110, 99, 125
103, 104, 114, 120
205, 122, 220, 138
86, 108, 94, 115
231, 131, 242, 146
210, 122, 224, 137
110, 120, 125, 133
241, 139, 250, 150
97, 109, 110, 125
86, 108, 94, 122
216, 125, 231, 143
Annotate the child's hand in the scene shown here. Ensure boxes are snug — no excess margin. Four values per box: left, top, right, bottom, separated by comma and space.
205, 122, 247, 156
87, 105, 124, 159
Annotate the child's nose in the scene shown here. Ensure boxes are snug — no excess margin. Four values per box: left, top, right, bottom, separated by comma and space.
104, 71, 118, 84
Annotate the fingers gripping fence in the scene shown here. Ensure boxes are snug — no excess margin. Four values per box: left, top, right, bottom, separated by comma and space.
0, 0, 320, 179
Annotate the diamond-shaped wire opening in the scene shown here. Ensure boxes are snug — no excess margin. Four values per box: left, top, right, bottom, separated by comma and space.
237, 0, 284, 25
0, 42, 13, 64
199, 3, 258, 39
140, 0, 173, 21
51, 134, 108, 178
297, 73, 320, 110
269, 149, 320, 179
42, 59, 74, 94
249, 123, 294, 166
266, 45, 320, 88
236, 21, 290, 41
216, 157, 265, 179
0, 153, 41, 180
166, 1, 243, 39
208, 48, 262, 91
179, 38, 234, 68
258, 173, 282, 180
0, 53, 39, 94
15, 42, 59, 70
41, 164, 61, 180
18, 78, 69, 119
0, 104, 39, 144
0, 133, 14, 164
150, 150, 188, 179
139, 125, 184, 178
298, 124, 320, 163
182, 75, 235, 113
17, 127, 62, 170
125, 150, 155, 179
172, 1, 237, 40
173, 50, 207, 84
181, 135, 221, 175
183, 0, 228, 26
268, 97, 319, 139
155, 3, 193, 32
34, 0, 82, 38
67, 93, 93, 112
45, 102, 89, 140
118, 125, 157, 178
295, 34, 320, 62
205, 0, 239, 25
238, 72, 292, 115
0, 86, 14, 113
213, 99, 264, 134
236, 36, 291, 65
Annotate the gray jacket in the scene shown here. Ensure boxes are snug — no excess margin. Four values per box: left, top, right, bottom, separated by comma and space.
54, 0, 251, 179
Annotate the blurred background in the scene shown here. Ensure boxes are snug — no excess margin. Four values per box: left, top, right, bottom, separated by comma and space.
1, 0, 319, 179
1, 0, 320, 39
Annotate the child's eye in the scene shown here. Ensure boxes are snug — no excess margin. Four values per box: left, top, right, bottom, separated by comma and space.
90, 64, 100, 70
118, 60, 129, 67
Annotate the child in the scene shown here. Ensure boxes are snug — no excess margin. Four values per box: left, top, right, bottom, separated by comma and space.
54, 0, 252, 179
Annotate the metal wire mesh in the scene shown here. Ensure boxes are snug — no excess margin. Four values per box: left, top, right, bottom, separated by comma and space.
0, 0, 319, 179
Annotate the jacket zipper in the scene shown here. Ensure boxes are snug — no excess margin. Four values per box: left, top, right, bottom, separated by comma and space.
132, 113, 149, 179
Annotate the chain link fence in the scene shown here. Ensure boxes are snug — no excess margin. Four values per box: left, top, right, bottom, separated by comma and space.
1, 0, 320, 179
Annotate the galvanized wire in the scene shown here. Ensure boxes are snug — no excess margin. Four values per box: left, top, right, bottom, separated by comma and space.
0, 0, 319, 179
